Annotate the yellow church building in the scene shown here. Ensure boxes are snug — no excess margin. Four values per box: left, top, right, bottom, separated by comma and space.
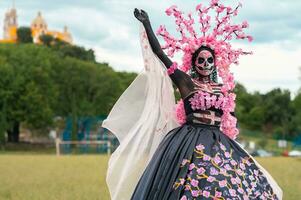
0, 7, 72, 44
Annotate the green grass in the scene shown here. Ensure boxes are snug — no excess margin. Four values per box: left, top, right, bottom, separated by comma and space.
0, 154, 300, 200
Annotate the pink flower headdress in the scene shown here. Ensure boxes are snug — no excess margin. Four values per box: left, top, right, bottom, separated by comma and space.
156, 0, 253, 140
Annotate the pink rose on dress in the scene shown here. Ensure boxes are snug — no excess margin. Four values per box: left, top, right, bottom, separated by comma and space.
224, 164, 232, 170
203, 154, 211, 161
191, 190, 200, 197
210, 167, 219, 175
237, 187, 244, 194
203, 190, 211, 198
239, 163, 246, 170
189, 163, 196, 170
181, 159, 189, 166
215, 191, 222, 197
224, 151, 231, 158
229, 189, 237, 196
242, 180, 249, 187
214, 155, 222, 164
196, 144, 205, 151
220, 168, 227, 175
235, 177, 242, 184
220, 143, 226, 150
191, 179, 199, 187
219, 180, 227, 187
237, 169, 243, 176
230, 177, 237, 184
230, 160, 237, 166
197, 167, 206, 175
207, 176, 216, 182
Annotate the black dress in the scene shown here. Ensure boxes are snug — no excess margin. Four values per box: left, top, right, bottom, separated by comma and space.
130, 91, 279, 200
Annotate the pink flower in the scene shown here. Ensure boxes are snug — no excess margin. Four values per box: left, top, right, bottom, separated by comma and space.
181, 159, 190, 166
203, 190, 211, 198
235, 177, 242, 184
219, 180, 227, 187
210, 167, 219, 175
192, 190, 200, 197
197, 167, 206, 175
215, 191, 222, 197
230, 160, 237, 166
175, 100, 186, 125
189, 163, 196, 170
224, 164, 232, 170
214, 155, 222, 164
165, 5, 178, 16
224, 152, 231, 158
220, 168, 226, 175
207, 176, 216, 182
191, 179, 199, 187
229, 189, 237, 196
239, 163, 246, 170
236, 188, 243, 195
196, 144, 205, 151
203, 154, 211, 161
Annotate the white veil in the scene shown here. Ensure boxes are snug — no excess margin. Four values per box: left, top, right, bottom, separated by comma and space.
102, 23, 283, 200
102, 23, 179, 200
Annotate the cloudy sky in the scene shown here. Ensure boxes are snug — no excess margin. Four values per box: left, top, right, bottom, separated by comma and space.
0, 0, 300, 95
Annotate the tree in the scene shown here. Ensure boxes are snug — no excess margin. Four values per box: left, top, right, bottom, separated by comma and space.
0, 42, 137, 142
16, 27, 33, 43
52, 42, 96, 62
0, 44, 57, 142
39, 34, 54, 46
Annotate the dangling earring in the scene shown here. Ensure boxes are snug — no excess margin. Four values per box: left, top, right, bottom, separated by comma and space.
189, 66, 199, 80
209, 68, 218, 83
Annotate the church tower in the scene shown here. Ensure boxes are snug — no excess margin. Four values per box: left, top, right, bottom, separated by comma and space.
3, 6, 18, 41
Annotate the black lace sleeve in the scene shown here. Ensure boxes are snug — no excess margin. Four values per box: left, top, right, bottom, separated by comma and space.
142, 21, 195, 98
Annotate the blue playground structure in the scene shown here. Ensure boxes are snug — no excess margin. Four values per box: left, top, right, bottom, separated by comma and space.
60, 115, 119, 154
293, 134, 301, 148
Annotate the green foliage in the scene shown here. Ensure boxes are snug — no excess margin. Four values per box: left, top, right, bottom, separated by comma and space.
51, 42, 96, 62
16, 27, 33, 43
0, 43, 137, 141
39, 34, 54, 46
236, 82, 299, 140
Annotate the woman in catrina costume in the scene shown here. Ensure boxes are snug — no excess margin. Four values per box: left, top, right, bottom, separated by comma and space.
102, 1, 283, 200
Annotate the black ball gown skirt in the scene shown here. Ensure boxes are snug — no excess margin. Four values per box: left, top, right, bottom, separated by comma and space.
130, 123, 279, 200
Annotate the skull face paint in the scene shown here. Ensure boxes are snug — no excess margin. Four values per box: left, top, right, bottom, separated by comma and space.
194, 50, 215, 76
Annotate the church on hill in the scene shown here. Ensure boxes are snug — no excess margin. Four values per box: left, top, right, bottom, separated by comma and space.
0, 6, 73, 44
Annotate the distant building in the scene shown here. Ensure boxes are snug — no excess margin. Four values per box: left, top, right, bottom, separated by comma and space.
0, 6, 72, 44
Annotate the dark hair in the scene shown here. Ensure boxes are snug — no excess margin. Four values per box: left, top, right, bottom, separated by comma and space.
190, 45, 218, 82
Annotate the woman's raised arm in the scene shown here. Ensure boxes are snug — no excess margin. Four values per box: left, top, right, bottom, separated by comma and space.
133, 8, 195, 98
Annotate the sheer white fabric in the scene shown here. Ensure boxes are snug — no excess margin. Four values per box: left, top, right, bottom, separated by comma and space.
102, 23, 179, 200
102, 23, 283, 200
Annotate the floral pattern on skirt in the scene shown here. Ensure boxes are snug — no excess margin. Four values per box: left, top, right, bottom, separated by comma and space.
173, 141, 278, 200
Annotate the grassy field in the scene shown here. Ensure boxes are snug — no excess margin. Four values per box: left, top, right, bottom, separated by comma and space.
0, 154, 300, 200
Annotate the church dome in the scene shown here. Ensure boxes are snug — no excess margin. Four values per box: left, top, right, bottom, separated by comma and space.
31, 11, 47, 30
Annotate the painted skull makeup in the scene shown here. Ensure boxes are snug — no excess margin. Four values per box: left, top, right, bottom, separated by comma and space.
194, 50, 215, 76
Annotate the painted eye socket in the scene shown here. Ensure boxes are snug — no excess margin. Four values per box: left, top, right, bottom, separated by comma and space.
198, 57, 205, 64
207, 57, 214, 64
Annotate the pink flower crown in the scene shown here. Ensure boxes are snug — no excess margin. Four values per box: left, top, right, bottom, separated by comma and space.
157, 0, 253, 139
